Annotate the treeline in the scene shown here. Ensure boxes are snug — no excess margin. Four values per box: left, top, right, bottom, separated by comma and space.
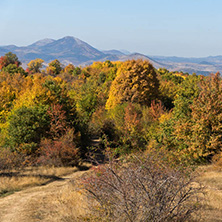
0, 52, 221, 168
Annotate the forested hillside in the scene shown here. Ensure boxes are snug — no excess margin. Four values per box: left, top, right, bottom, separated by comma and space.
0, 52, 222, 168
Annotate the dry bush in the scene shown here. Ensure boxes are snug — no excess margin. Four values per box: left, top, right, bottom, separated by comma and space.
0, 148, 28, 170
80, 152, 203, 222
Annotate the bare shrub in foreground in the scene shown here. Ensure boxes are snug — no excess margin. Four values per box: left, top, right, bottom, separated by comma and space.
80, 152, 203, 222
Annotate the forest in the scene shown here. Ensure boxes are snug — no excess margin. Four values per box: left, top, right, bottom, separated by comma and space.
0, 52, 222, 220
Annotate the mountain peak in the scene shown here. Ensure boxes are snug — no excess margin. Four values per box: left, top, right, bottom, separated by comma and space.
62, 36, 77, 40
59, 36, 84, 45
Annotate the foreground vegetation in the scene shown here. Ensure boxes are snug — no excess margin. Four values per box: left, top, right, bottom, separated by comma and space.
0, 52, 222, 221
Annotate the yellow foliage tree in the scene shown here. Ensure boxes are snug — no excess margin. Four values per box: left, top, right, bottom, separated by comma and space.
64, 64, 75, 74
106, 59, 159, 109
27, 58, 44, 73
46, 59, 63, 75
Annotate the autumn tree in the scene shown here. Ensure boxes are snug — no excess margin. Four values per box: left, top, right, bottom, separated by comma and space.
27, 58, 44, 74
2, 64, 27, 76
106, 59, 160, 109
47, 103, 68, 139
46, 59, 63, 75
38, 104, 80, 167
157, 73, 222, 162
187, 73, 222, 160
0, 72, 27, 126
64, 64, 75, 74
0, 52, 21, 69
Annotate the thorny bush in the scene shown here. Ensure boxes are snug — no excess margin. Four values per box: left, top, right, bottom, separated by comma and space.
79, 151, 203, 222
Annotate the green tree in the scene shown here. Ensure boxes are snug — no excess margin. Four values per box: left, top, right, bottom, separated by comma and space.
6, 106, 50, 154
2, 64, 27, 76
173, 73, 201, 119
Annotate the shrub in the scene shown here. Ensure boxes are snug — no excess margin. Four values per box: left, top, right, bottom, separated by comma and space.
80, 151, 202, 222
0, 148, 28, 170
38, 128, 80, 167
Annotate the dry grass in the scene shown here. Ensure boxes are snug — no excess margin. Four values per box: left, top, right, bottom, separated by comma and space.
0, 166, 77, 197
197, 165, 222, 222
43, 183, 90, 221
24, 171, 92, 222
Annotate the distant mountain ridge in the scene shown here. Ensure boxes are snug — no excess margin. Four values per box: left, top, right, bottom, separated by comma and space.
0, 36, 163, 70
151, 55, 222, 75
0, 36, 222, 75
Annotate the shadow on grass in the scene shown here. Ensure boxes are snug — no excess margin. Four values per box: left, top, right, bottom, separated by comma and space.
0, 164, 91, 184
77, 165, 91, 171
0, 164, 92, 197
0, 172, 65, 181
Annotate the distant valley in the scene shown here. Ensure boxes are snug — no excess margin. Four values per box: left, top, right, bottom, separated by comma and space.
1, 36, 222, 75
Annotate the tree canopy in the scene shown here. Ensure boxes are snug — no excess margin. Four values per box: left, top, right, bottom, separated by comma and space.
106, 59, 160, 109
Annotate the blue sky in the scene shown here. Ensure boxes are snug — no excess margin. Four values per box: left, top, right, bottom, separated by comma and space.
0, 0, 222, 57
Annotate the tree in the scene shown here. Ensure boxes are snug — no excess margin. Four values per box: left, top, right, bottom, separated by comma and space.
106, 59, 160, 109
38, 104, 80, 167
6, 105, 50, 154
2, 64, 27, 76
173, 73, 201, 119
0, 52, 21, 69
64, 64, 75, 74
46, 59, 63, 75
188, 73, 222, 160
27, 58, 44, 74
162, 73, 222, 162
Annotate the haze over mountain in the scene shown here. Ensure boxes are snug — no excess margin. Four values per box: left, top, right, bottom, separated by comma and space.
0, 36, 222, 75
0, 36, 161, 68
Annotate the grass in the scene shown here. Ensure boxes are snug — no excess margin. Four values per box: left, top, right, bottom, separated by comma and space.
22, 171, 92, 222
0, 166, 77, 197
197, 165, 222, 222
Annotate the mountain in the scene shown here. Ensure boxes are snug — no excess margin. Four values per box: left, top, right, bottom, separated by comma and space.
0, 36, 162, 68
28, 38, 56, 48
1, 36, 222, 75
150, 55, 222, 75
102, 49, 125, 56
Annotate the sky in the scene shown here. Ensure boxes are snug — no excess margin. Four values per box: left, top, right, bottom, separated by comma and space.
0, 0, 222, 57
